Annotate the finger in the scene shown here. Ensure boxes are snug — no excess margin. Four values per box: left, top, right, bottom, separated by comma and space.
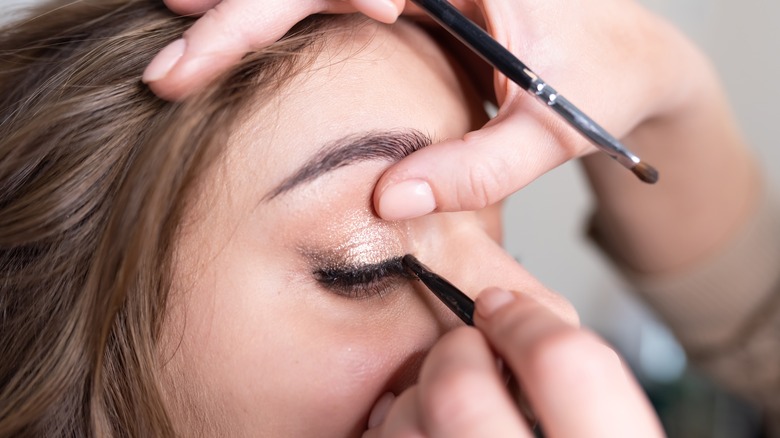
474, 288, 664, 438
347, 0, 404, 23
417, 327, 532, 438
145, 0, 405, 100
164, 0, 220, 16
373, 97, 586, 220
144, 0, 324, 100
363, 388, 425, 438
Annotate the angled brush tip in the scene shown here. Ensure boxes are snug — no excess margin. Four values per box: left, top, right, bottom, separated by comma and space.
401, 254, 424, 277
631, 162, 659, 184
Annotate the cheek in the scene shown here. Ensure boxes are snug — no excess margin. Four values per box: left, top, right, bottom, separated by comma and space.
275, 292, 448, 435
296, 330, 421, 427
169, 253, 450, 437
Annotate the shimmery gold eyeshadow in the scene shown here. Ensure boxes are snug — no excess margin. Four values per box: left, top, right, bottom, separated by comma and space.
312, 208, 404, 268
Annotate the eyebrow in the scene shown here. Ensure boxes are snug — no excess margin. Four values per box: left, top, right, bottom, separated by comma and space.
264, 129, 432, 201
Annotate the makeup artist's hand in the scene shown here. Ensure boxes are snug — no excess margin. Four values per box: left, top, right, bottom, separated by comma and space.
363, 288, 664, 437
144, 0, 486, 100
372, 0, 711, 221
143, 0, 404, 99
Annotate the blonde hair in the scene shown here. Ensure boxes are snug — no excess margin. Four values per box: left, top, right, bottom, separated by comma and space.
0, 0, 346, 435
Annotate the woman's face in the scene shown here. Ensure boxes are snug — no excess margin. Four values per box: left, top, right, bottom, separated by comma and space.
165, 19, 576, 437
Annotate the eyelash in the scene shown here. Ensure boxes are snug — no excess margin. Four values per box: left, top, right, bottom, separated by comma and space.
313, 257, 412, 299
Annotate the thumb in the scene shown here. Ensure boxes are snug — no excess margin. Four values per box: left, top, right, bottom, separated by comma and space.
144, 0, 403, 101
373, 99, 586, 220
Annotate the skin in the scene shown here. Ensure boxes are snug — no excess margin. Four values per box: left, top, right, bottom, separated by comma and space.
364, 288, 663, 437
147, 0, 762, 434
162, 20, 583, 436
143, 0, 481, 100
144, 0, 405, 99
371, 0, 761, 276
147, 0, 760, 278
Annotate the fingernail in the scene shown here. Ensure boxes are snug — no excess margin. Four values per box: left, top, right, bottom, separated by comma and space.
352, 0, 401, 23
378, 179, 435, 220
367, 392, 395, 429
143, 38, 186, 83
477, 287, 516, 318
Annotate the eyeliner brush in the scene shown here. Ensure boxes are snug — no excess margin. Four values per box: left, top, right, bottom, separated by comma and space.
410, 0, 659, 184
402, 254, 474, 326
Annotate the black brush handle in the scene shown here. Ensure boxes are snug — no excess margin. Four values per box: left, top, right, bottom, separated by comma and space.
411, 0, 534, 89
410, 0, 658, 183
402, 255, 474, 326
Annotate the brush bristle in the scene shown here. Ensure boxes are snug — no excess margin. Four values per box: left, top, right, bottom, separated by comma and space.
632, 162, 659, 184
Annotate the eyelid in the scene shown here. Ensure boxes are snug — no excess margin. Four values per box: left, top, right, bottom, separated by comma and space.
313, 257, 412, 300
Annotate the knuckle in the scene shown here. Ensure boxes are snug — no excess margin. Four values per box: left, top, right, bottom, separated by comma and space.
190, 4, 247, 45
198, 5, 230, 29
458, 158, 509, 210
487, 296, 543, 340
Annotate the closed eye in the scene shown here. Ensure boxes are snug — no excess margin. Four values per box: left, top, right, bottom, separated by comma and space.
313, 256, 413, 299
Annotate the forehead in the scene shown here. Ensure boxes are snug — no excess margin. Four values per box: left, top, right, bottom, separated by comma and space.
230, 19, 476, 197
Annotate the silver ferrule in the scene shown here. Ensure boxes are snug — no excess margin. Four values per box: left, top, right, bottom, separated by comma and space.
526, 74, 641, 170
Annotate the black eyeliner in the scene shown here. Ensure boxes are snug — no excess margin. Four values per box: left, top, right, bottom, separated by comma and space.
313, 257, 413, 298
314, 257, 410, 285
313, 254, 475, 325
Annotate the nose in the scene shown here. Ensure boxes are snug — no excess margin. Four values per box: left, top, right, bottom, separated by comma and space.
407, 211, 579, 328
